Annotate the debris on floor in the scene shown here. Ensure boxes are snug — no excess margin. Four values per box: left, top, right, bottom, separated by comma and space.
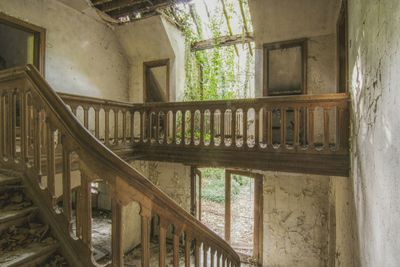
0, 223, 55, 252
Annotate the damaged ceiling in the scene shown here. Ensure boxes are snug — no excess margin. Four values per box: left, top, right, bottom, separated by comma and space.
90, 0, 191, 22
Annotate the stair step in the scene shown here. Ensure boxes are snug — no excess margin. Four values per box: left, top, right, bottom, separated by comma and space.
0, 242, 59, 267
0, 207, 38, 232
0, 173, 21, 187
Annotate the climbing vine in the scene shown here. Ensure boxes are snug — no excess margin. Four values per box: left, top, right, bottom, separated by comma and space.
168, 0, 254, 101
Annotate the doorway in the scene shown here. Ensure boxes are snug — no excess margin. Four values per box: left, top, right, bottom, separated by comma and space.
0, 12, 45, 73
143, 59, 169, 103
191, 167, 263, 265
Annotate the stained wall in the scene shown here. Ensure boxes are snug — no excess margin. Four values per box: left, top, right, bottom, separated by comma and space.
348, 0, 400, 266
0, 0, 129, 101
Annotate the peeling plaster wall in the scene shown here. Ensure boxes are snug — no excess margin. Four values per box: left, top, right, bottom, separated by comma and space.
115, 16, 185, 103
263, 172, 329, 267
254, 34, 337, 97
329, 176, 359, 266
0, 0, 129, 101
348, 0, 400, 266
131, 160, 191, 211
250, 0, 341, 97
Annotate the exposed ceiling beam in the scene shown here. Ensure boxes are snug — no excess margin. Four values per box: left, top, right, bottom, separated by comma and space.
96, 0, 147, 12
106, 0, 189, 18
191, 33, 254, 52
92, 0, 113, 6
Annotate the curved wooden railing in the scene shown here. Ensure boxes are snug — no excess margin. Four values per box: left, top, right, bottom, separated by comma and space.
0, 65, 241, 267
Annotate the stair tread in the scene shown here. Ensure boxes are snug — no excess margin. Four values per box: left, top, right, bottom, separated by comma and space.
0, 206, 38, 224
0, 241, 58, 267
0, 174, 21, 186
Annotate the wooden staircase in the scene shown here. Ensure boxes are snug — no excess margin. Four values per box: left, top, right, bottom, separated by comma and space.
0, 169, 66, 266
0, 65, 241, 266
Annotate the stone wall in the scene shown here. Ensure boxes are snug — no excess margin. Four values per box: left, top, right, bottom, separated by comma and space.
0, 0, 129, 101
348, 0, 400, 266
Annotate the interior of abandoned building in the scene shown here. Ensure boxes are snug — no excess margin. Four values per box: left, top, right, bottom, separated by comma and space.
0, 0, 398, 266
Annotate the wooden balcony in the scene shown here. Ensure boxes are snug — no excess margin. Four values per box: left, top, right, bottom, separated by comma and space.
61, 93, 350, 177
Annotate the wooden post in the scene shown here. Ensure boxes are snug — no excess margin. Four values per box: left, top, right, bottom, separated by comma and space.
224, 171, 231, 243
112, 199, 124, 266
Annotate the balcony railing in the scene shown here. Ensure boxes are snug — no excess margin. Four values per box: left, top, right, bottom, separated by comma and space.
60, 93, 350, 176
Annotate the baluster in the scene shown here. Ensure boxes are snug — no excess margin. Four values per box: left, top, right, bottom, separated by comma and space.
195, 240, 200, 267
163, 110, 167, 144
280, 108, 286, 148
203, 244, 208, 267
172, 110, 176, 144
185, 233, 191, 267
159, 218, 167, 267
95, 108, 100, 139
220, 110, 225, 146
112, 199, 124, 266
210, 110, 215, 146
210, 248, 216, 267
190, 110, 194, 145
0, 94, 3, 159
105, 109, 110, 145
46, 121, 56, 203
324, 108, 330, 149
139, 110, 146, 143
130, 111, 135, 143
10, 92, 16, 161
62, 148, 72, 224
155, 112, 160, 143
307, 107, 315, 149
222, 255, 226, 267
231, 109, 236, 147
200, 109, 204, 146
34, 108, 42, 174
122, 111, 127, 144
254, 108, 260, 148
83, 106, 89, 129
140, 206, 151, 267
80, 174, 92, 245
181, 110, 185, 146
114, 109, 118, 144
20, 92, 27, 165
294, 108, 300, 148
243, 109, 248, 148
173, 226, 181, 267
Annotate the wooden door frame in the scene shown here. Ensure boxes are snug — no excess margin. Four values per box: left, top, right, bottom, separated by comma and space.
190, 166, 202, 219
143, 59, 170, 103
0, 12, 46, 75
336, 0, 348, 93
192, 167, 263, 265
225, 169, 263, 265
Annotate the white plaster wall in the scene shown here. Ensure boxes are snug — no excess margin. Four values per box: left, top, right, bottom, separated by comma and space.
348, 0, 400, 266
115, 16, 185, 103
249, 0, 340, 97
254, 34, 337, 97
0, 0, 129, 101
249, 0, 340, 45
263, 172, 329, 266
330, 176, 359, 267
131, 160, 191, 212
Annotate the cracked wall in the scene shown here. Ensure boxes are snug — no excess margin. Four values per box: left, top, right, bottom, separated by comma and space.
348, 0, 400, 266
263, 172, 330, 267
0, 0, 129, 101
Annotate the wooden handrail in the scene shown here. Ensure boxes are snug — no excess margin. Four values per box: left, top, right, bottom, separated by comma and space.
131, 93, 350, 155
0, 65, 241, 267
